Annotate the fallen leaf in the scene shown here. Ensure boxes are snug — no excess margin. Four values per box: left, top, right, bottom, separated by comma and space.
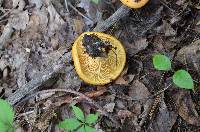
28, 9, 48, 29
176, 0, 187, 6
129, 80, 151, 100
178, 94, 200, 126
103, 103, 115, 113
176, 39, 200, 74
148, 97, 178, 132
9, 10, 29, 30
47, 4, 65, 36
12, 0, 25, 10
77, 0, 96, 26
0, 24, 13, 48
73, 19, 85, 34
171, 89, 200, 126
117, 110, 132, 123
114, 76, 128, 85
156, 20, 176, 37
28, 0, 43, 9
124, 37, 148, 56
85, 88, 107, 98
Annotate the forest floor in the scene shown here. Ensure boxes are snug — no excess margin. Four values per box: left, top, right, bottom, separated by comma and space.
0, 0, 200, 131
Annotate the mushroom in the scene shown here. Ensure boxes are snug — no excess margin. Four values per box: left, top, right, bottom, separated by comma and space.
120, 0, 149, 9
72, 32, 126, 85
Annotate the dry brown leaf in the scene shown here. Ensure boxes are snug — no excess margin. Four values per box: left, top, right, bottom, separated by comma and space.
9, 10, 29, 30
171, 90, 200, 126
77, 0, 96, 26
148, 97, 178, 132
114, 77, 128, 85
125, 37, 148, 56
85, 88, 107, 98
178, 95, 200, 126
103, 103, 115, 113
47, 4, 65, 36
0, 24, 14, 48
153, 36, 177, 51
114, 67, 129, 85
157, 20, 176, 37
176, 0, 187, 6
12, 0, 25, 10
129, 80, 151, 100
28, 9, 48, 29
28, 0, 43, 9
117, 110, 133, 123
35, 108, 56, 131
176, 39, 200, 74
73, 19, 85, 34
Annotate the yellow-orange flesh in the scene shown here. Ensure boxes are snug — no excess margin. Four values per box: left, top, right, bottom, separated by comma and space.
120, 0, 149, 9
72, 32, 126, 85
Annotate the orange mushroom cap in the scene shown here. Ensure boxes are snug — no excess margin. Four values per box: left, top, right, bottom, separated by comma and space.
72, 32, 126, 85
120, 0, 149, 9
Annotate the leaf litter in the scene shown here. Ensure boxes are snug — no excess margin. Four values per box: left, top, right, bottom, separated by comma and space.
0, 0, 200, 131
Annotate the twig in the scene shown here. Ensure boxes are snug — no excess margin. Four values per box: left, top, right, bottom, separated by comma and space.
0, 18, 9, 23
68, 2, 93, 23
147, 84, 172, 99
7, 51, 72, 105
0, 7, 15, 20
158, 0, 175, 12
29, 89, 106, 114
17, 88, 119, 126
0, 10, 11, 20
64, 0, 69, 13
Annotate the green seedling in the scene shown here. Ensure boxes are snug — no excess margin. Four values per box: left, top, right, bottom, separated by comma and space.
58, 105, 99, 132
153, 54, 194, 90
0, 99, 15, 132
90, 0, 99, 4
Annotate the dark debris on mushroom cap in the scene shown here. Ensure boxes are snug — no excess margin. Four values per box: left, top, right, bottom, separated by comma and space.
82, 34, 116, 58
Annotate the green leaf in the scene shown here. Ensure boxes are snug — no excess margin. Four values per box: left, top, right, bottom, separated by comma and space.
0, 99, 14, 131
0, 122, 8, 132
153, 54, 171, 71
72, 105, 85, 122
58, 118, 82, 131
90, 0, 99, 4
77, 125, 85, 132
85, 125, 95, 132
86, 113, 99, 124
173, 70, 194, 89
7, 126, 14, 132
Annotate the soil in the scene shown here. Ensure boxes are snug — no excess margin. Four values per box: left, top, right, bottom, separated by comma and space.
0, 0, 200, 131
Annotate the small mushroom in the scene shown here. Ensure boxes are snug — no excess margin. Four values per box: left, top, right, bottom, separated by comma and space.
72, 32, 126, 85
120, 0, 149, 9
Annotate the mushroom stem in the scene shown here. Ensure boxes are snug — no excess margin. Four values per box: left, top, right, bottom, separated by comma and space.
93, 5, 130, 32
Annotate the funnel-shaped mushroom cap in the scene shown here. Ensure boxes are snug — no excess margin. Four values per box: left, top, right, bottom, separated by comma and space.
72, 32, 126, 85
120, 0, 149, 9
